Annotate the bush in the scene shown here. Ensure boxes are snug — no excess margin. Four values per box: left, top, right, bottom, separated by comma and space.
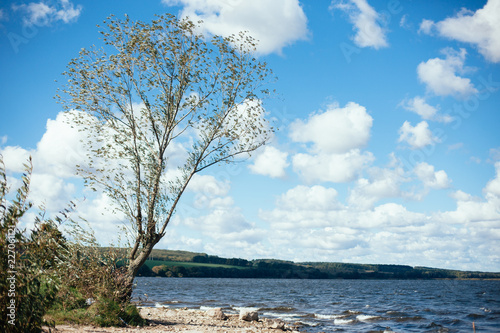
89, 298, 145, 327
0, 157, 67, 332
0, 156, 145, 331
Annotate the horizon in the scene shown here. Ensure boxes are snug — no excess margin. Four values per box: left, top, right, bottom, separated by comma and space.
1, 0, 499, 272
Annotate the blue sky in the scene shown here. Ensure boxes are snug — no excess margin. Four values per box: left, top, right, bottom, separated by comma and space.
1, 0, 499, 271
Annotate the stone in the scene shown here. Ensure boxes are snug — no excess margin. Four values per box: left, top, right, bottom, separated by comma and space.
269, 319, 286, 330
206, 307, 227, 320
239, 310, 259, 322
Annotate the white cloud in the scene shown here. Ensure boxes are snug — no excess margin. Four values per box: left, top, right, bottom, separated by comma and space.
28, 173, 77, 211
163, 0, 309, 55
417, 48, 477, 98
13, 0, 82, 27
0, 145, 31, 173
34, 112, 87, 178
248, 146, 289, 178
484, 161, 500, 198
331, 0, 388, 49
347, 165, 408, 209
398, 121, 439, 149
277, 185, 342, 211
419, 0, 500, 63
55, 0, 81, 23
292, 149, 374, 183
418, 19, 434, 34
290, 102, 373, 154
290, 102, 374, 184
188, 174, 230, 198
414, 162, 451, 190
258, 174, 500, 270
399, 96, 452, 123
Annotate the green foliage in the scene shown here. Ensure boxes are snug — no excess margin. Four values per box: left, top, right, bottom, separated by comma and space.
0, 156, 145, 331
87, 298, 145, 327
56, 13, 275, 282
0, 156, 68, 332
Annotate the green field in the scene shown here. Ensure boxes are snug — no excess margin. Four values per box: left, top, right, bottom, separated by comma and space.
143, 260, 249, 270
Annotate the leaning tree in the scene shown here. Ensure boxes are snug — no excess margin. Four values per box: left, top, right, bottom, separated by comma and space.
57, 14, 274, 294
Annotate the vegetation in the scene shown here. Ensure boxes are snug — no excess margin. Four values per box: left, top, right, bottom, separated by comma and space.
56, 13, 274, 297
0, 157, 143, 332
134, 248, 500, 280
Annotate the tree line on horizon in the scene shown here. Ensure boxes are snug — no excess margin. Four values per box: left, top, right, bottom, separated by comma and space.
135, 249, 500, 280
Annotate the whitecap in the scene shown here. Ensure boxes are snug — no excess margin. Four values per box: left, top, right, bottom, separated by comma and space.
357, 314, 380, 322
200, 306, 220, 311
154, 302, 169, 308
295, 320, 320, 327
334, 318, 354, 325
262, 312, 299, 320
315, 314, 343, 320
233, 306, 260, 313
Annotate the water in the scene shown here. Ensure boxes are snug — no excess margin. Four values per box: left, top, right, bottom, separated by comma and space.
132, 278, 500, 332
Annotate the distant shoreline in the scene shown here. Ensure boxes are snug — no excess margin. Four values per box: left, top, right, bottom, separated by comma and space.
125, 248, 500, 280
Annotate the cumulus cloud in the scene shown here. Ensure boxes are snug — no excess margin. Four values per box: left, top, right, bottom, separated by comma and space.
292, 149, 374, 183
277, 185, 342, 211
258, 170, 500, 270
290, 102, 374, 183
290, 102, 373, 154
417, 48, 477, 98
398, 121, 439, 149
331, 0, 388, 49
248, 146, 289, 178
399, 96, 452, 123
13, 0, 82, 27
419, 0, 500, 63
163, 0, 309, 55
418, 19, 434, 34
484, 161, 500, 199
347, 164, 409, 209
188, 174, 230, 198
414, 162, 451, 190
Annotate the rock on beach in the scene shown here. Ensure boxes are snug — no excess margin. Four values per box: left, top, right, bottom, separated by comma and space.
239, 309, 259, 321
44, 307, 302, 332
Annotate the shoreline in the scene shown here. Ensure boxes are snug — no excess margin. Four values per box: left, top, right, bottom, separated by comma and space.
44, 307, 305, 332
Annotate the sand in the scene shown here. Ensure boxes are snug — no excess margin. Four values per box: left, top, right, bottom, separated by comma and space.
44, 307, 305, 333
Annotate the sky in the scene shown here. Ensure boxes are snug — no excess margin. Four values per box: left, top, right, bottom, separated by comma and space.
1, 0, 500, 272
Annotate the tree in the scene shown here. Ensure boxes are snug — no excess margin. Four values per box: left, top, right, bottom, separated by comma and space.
57, 14, 274, 296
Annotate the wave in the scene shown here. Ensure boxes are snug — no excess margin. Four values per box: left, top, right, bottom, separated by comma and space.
154, 302, 169, 308
232, 306, 260, 313
314, 313, 344, 320
334, 318, 355, 325
356, 314, 381, 322
262, 311, 301, 321
200, 306, 222, 311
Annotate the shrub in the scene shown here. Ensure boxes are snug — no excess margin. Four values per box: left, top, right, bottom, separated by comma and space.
0, 156, 145, 331
0, 157, 68, 332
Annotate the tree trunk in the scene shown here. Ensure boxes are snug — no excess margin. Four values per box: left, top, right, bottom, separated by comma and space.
123, 242, 156, 301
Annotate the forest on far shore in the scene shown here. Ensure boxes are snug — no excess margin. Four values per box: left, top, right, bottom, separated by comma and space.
117, 248, 500, 280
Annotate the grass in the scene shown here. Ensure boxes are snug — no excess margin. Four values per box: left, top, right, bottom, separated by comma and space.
45, 300, 145, 327
143, 259, 250, 270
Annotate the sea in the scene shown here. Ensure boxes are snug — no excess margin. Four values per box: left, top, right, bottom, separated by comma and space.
132, 277, 500, 332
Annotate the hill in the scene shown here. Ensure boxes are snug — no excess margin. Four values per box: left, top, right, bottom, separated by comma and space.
123, 248, 500, 280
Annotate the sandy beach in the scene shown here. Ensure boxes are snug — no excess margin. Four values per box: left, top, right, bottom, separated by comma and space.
45, 307, 304, 333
